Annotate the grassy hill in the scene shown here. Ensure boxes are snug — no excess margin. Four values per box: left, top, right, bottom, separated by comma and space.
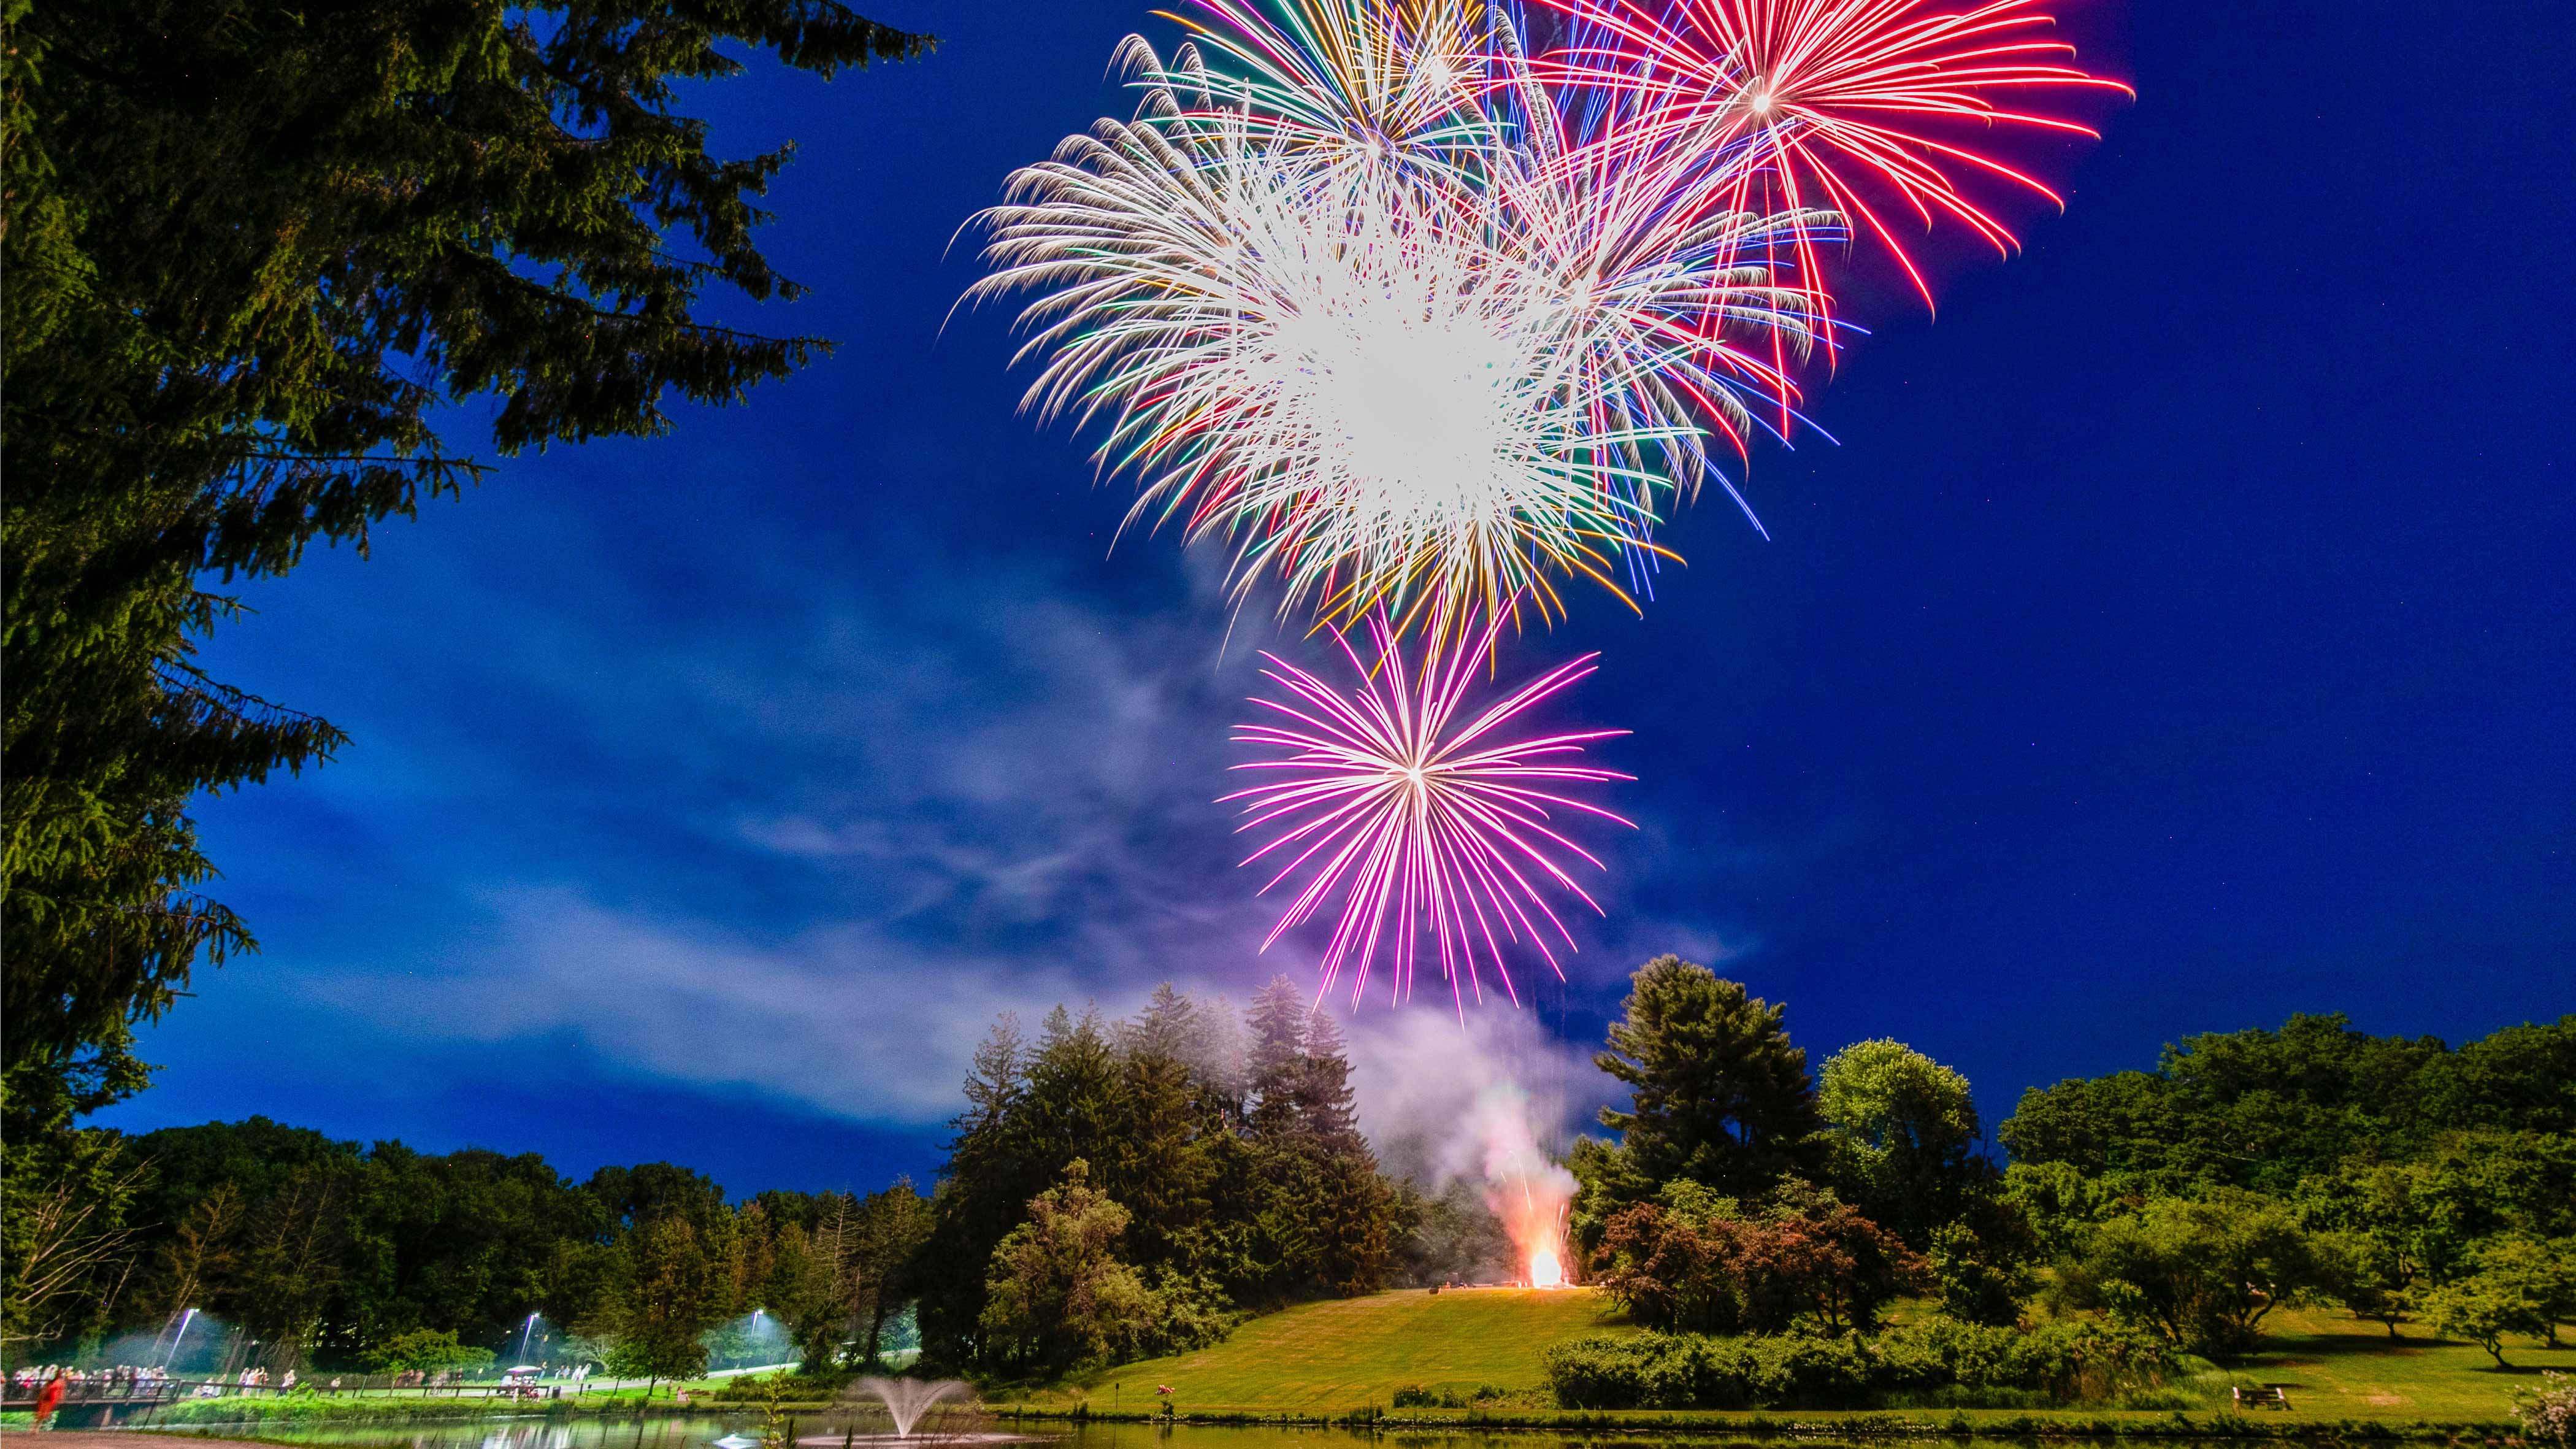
1016, 1288, 2567, 1428
1063, 1286, 1634, 1410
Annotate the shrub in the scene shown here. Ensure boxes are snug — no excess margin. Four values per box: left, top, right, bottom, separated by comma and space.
1930, 1213, 2038, 1326
713, 1369, 849, 1403
1543, 1318, 2177, 1410
1590, 1181, 1928, 1336
361, 1328, 496, 1375
2515, 1372, 2575, 1449
1388, 1383, 1512, 1410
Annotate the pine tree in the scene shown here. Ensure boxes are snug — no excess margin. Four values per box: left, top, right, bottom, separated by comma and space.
1112, 987, 1213, 1268
1024, 1006, 1121, 1164
0, 0, 930, 1130
1246, 976, 1312, 1137
1185, 993, 1249, 1128
853, 1180, 930, 1365
1294, 1006, 1368, 1158
613, 1213, 722, 1388
1596, 955, 1824, 1197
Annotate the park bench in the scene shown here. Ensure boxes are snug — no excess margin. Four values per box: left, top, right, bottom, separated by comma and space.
2233, 1385, 2291, 1410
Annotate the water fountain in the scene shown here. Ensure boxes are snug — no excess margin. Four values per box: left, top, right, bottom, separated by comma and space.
781, 1376, 1032, 1447
854, 1377, 964, 1438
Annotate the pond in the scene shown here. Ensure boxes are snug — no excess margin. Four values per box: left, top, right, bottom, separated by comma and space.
104, 1418, 2269, 1449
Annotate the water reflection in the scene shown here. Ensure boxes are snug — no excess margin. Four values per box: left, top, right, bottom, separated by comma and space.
123, 1417, 2270, 1449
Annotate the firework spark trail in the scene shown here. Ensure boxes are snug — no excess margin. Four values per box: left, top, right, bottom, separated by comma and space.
971, 0, 1833, 632
974, 0, 2123, 631
1536, 0, 2133, 316
1227, 606, 1633, 1012
976, 0, 2123, 1008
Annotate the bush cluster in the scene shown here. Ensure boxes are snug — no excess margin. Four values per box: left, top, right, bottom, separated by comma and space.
1544, 1318, 2177, 1410
712, 1368, 852, 1403
1592, 1181, 1928, 1336
1389, 1383, 1509, 1409
2519, 1372, 2576, 1449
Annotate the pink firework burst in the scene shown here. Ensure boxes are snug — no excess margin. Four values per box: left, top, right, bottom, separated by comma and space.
1229, 610, 1633, 1011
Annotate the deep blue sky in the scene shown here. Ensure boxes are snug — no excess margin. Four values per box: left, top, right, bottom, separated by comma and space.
101, 0, 2573, 1194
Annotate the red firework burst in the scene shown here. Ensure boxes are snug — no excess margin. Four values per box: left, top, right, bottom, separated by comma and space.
1543, 0, 2132, 311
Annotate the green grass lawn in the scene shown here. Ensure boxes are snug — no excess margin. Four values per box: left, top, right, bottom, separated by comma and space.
2224, 1305, 2574, 1423
1060, 1286, 1636, 1410
1013, 1288, 2567, 1427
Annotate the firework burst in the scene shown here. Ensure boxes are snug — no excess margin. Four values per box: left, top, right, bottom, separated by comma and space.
972, 0, 1829, 631
1228, 607, 1632, 1010
1542, 0, 2134, 312
978, 0, 2124, 1012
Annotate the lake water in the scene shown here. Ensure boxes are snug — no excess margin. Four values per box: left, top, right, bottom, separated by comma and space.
99, 1418, 2266, 1449
115, 1424, 1389, 1449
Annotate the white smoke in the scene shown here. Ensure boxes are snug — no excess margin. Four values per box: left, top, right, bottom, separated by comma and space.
1346, 1007, 1600, 1282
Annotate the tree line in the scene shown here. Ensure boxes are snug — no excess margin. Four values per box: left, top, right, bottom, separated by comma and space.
0, 977, 1438, 1378
919, 979, 1418, 1377
8, 950, 2567, 1385
2, 1112, 933, 1384
1571, 955, 2575, 1378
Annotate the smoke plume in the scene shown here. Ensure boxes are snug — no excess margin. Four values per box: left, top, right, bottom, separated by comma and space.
1346, 1007, 1601, 1283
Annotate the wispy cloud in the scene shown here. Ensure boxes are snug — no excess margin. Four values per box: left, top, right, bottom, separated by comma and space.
318, 886, 1102, 1120
299, 556, 1319, 1121
256, 526, 1717, 1133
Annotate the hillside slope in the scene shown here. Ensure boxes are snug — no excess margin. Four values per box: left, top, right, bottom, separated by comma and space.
1068, 1286, 1631, 1409
1034, 1296, 2569, 1424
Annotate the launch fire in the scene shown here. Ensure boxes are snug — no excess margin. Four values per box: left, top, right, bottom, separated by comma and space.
1471, 1082, 1577, 1288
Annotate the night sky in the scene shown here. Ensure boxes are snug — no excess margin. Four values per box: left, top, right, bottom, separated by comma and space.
98, 0, 2574, 1194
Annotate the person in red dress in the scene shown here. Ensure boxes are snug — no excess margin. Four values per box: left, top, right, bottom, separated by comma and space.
33, 1368, 67, 1429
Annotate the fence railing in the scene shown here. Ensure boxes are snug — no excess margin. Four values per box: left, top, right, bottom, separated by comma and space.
3, 1374, 594, 1407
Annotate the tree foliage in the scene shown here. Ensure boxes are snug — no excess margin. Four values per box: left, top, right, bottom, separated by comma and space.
914, 979, 1399, 1373
0, 1115, 944, 1374
2003, 1012, 2574, 1359
977, 1161, 1159, 1375
1592, 956, 1823, 1201
1998, 1013, 2576, 1198
363, 1328, 497, 1375
1591, 1180, 1927, 1337
2420, 1274, 2550, 1369
0, 0, 929, 1137
1817, 1039, 1990, 1246
2050, 1192, 2329, 1358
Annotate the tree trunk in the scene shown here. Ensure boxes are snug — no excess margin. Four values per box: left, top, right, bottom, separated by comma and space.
864, 1299, 891, 1366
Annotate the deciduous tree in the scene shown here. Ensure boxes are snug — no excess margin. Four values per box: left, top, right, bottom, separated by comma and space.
1818, 1039, 1988, 1245
2055, 1193, 2328, 1357
977, 1161, 1156, 1375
